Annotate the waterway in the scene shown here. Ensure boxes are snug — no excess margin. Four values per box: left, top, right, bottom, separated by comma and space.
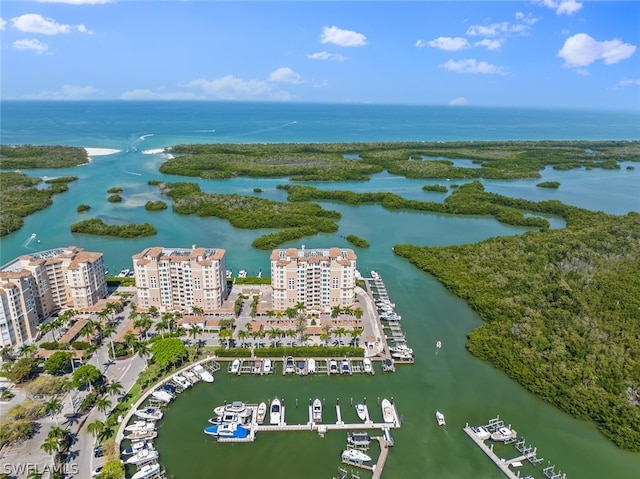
1, 102, 639, 478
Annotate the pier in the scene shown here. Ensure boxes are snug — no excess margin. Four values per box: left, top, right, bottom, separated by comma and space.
463, 425, 522, 479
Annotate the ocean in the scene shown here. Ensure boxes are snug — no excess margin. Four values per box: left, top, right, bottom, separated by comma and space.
1, 101, 639, 478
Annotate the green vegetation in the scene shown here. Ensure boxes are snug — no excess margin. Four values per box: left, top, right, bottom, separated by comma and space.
70, 218, 156, 238
144, 200, 168, 211
43, 351, 72, 375
345, 234, 370, 248
281, 182, 551, 230
234, 277, 271, 285
106, 276, 136, 287
422, 184, 448, 192
106, 186, 123, 193
536, 181, 560, 189
77, 203, 91, 213
160, 141, 640, 181
394, 207, 640, 451
0, 172, 73, 236
72, 364, 101, 390
155, 181, 340, 248
0, 145, 88, 169
44, 176, 78, 184
253, 188, 263, 193
151, 337, 187, 370
107, 194, 122, 203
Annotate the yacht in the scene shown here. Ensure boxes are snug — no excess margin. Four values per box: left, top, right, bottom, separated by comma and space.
436, 411, 446, 426
131, 463, 161, 479
363, 358, 373, 374
204, 422, 249, 438
124, 430, 157, 441
329, 359, 338, 374
341, 449, 371, 463
341, 358, 350, 374
213, 401, 247, 416
151, 389, 173, 403
124, 421, 156, 433
491, 426, 517, 442
172, 374, 191, 389
122, 441, 151, 456
125, 447, 158, 465
253, 360, 262, 374
208, 412, 241, 425
347, 432, 371, 447
389, 344, 413, 355
381, 398, 395, 424
355, 404, 367, 421
284, 356, 295, 374
256, 402, 267, 424
436, 340, 442, 349
193, 364, 214, 382
307, 358, 316, 374
312, 398, 322, 423
134, 407, 163, 421
472, 426, 491, 440
183, 370, 200, 384
263, 359, 272, 374
269, 397, 282, 425
230, 359, 241, 374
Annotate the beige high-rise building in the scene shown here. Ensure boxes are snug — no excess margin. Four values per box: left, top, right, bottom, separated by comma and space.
0, 247, 107, 347
270, 247, 357, 312
132, 246, 227, 313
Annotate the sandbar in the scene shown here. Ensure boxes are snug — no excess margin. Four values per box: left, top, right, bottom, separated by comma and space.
85, 148, 121, 157
142, 148, 167, 155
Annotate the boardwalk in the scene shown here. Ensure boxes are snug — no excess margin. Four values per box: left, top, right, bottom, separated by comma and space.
463, 426, 521, 479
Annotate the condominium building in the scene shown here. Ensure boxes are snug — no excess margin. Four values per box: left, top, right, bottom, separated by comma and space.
132, 246, 227, 313
270, 247, 357, 312
0, 247, 107, 347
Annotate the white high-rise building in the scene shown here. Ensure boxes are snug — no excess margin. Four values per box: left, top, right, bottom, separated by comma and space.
132, 246, 227, 313
270, 247, 357, 312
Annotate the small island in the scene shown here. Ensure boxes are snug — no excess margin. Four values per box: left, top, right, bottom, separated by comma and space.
536, 181, 560, 189
45, 176, 79, 184
422, 184, 448, 193
70, 218, 156, 238
107, 194, 122, 203
253, 188, 263, 193
77, 204, 91, 213
0, 145, 88, 169
145, 200, 168, 211
107, 186, 123, 193
346, 234, 370, 248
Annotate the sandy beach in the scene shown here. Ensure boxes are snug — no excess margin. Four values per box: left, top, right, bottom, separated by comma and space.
85, 147, 121, 157
142, 148, 167, 155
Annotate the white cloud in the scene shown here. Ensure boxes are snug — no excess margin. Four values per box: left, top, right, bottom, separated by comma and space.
615, 79, 640, 88
24, 85, 100, 99
321, 26, 367, 47
441, 59, 508, 75
11, 13, 91, 35
120, 89, 204, 101
576, 69, 589, 76
449, 97, 468, 106
269, 67, 302, 84
186, 75, 294, 101
36, 0, 113, 4
515, 12, 539, 25
0, 18, 6, 31
427, 37, 470, 51
475, 39, 502, 51
466, 22, 529, 37
13, 38, 49, 54
536, 0, 583, 16
558, 33, 637, 67
307, 51, 346, 61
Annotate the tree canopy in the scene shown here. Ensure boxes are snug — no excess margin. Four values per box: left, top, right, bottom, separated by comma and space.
150, 337, 187, 369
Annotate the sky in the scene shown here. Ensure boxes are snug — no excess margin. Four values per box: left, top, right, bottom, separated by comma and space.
1, 1, 639, 110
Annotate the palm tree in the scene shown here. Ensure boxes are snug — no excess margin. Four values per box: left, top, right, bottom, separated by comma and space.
191, 306, 204, 316
237, 329, 248, 347
96, 308, 110, 327
331, 305, 342, 319
134, 313, 152, 341
134, 341, 151, 366
0, 345, 14, 362
95, 397, 112, 416
189, 324, 203, 354
286, 328, 297, 346
294, 301, 305, 315
80, 320, 98, 343
106, 380, 124, 397
102, 325, 116, 360
219, 328, 232, 349
334, 327, 347, 345
352, 308, 364, 320
18, 343, 37, 358
44, 397, 63, 426
156, 316, 169, 338
86, 419, 105, 443
349, 327, 363, 346
296, 317, 307, 343
123, 331, 138, 356
148, 305, 159, 320
266, 328, 280, 347
40, 435, 60, 467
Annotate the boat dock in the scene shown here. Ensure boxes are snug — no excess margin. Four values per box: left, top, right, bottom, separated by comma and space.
223, 357, 375, 376
463, 425, 521, 479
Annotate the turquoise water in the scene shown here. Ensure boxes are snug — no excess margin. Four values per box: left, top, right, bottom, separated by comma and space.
1, 102, 639, 478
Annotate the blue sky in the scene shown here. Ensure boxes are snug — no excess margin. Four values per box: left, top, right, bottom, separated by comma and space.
1, 1, 639, 109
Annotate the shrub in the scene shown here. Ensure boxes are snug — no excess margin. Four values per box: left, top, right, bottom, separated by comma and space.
71, 341, 91, 350
77, 204, 91, 213
40, 341, 66, 350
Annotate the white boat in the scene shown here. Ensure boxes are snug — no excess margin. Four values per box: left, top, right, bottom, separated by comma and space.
341, 358, 350, 374
172, 374, 191, 389
183, 370, 200, 384
436, 340, 442, 349
371, 270, 379, 279
269, 397, 281, 425
193, 364, 214, 382
381, 398, 395, 423
253, 360, 262, 374
389, 344, 413, 355
329, 359, 338, 374
472, 426, 491, 440
213, 401, 247, 416
436, 411, 446, 426
117, 268, 130, 278
124, 421, 156, 433
341, 448, 371, 463
125, 447, 158, 465
355, 404, 367, 421
284, 356, 295, 374
151, 389, 173, 403
347, 432, 371, 447
491, 426, 517, 442
124, 430, 157, 441
134, 407, 163, 421
307, 358, 316, 374
391, 350, 413, 360
263, 359, 272, 374
256, 402, 267, 424
230, 359, 241, 374
312, 398, 322, 423
208, 412, 241, 424
204, 422, 249, 438
363, 358, 373, 374
122, 441, 150, 456
131, 463, 161, 479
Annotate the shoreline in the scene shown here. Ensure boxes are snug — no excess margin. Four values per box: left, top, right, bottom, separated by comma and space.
85, 147, 121, 157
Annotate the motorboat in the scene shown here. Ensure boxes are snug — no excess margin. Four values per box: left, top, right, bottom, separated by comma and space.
297, 360, 306, 375
253, 360, 262, 374
134, 407, 163, 421
347, 432, 371, 447
124, 421, 156, 433
193, 364, 214, 382
122, 441, 150, 456
131, 463, 161, 479
284, 356, 295, 374
151, 389, 173, 403
256, 402, 267, 424
307, 358, 316, 374
183, 370, 200, 384
341, 358, 350, 374
125, 447, 158, 465
263, 359, 272, 374
204, 422, 249, 438
472, 426, 491, 440
159, 383, 176, 396
269, 397, 281, 425
208, 412, 241, 424
491, 426, 517, 442
312, 398, 322, 423
389, 344, 413, 355
355, 404, 367, 421
436, 411, 446, 426
329, 359, 338, 374
381, 313, 401, 321
172, 374, 191, 389
341, 449, 371, 463
230, 359, 241, 374
381, 398, 395, 423
213, 401, 247, 416
391, 350, 413, 360
363, 358, 372, 374
124, 430, 157, 441
436, 340, 442, 349
371, 270, 379, 279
